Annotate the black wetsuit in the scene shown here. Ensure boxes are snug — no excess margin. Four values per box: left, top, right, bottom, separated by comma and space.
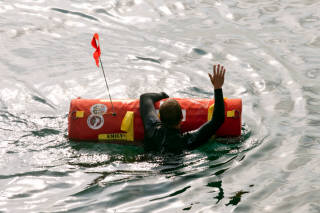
139, 89, 225, 153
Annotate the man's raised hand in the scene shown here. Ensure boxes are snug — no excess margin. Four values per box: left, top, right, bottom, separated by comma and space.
208, 64, 226, 89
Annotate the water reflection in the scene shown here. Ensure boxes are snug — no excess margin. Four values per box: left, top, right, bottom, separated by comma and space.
226, 190, 249, 206
207, 180, 224, 203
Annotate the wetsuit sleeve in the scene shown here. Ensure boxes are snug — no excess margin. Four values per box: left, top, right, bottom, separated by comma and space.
185, 89, 225, 149
140, 92, 169, 138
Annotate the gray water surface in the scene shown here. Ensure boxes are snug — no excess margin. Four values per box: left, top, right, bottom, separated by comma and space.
0, 0, 319, 212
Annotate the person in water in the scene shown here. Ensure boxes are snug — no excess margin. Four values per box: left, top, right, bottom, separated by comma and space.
139, 64, 226, 153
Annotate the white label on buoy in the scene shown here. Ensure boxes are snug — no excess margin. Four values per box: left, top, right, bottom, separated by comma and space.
182, 109, 186, 122
90, 104, 107, 115
87, 104, 107, 129
87, 114, 104, 130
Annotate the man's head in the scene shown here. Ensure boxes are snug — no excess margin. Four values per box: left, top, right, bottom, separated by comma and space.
159, 99, 182, 128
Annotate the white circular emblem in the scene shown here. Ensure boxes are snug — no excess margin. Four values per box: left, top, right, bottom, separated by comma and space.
87, 114, 104, 130
90, 104, 107, 115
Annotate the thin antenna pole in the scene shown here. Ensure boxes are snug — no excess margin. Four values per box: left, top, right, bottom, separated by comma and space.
99, 57, 116, 116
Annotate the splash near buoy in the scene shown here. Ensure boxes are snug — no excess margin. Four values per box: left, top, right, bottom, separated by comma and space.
68, 98, 242, 144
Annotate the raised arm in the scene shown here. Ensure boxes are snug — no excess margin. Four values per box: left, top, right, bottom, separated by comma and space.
186, 64, 226, 149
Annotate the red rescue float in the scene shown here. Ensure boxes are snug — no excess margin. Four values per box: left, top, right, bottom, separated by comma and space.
68, 98, 242, 145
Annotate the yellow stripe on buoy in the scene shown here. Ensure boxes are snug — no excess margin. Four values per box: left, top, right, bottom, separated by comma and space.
208, 104, 214, 120
98, 133, 127, 141
227, 110, 235, 118
76, 111, 84, 118
121, 111, 134, 141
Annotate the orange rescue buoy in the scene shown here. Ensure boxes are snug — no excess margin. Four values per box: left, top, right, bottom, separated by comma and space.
68, 98, 242, 144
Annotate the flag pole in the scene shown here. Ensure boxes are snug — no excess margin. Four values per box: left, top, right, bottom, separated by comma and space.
99, 56, 116, 116
92, 33, 116, 116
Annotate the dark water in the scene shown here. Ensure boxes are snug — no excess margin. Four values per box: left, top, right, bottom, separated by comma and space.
1, 0, 320, 212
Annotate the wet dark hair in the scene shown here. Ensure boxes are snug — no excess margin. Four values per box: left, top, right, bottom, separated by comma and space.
159, 99, 182, 127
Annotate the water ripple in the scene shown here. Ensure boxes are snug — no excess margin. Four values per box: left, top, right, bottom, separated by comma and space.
51, 8, 99, 22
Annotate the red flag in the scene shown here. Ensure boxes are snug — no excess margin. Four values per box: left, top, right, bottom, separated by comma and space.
91, 33, 101, 67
